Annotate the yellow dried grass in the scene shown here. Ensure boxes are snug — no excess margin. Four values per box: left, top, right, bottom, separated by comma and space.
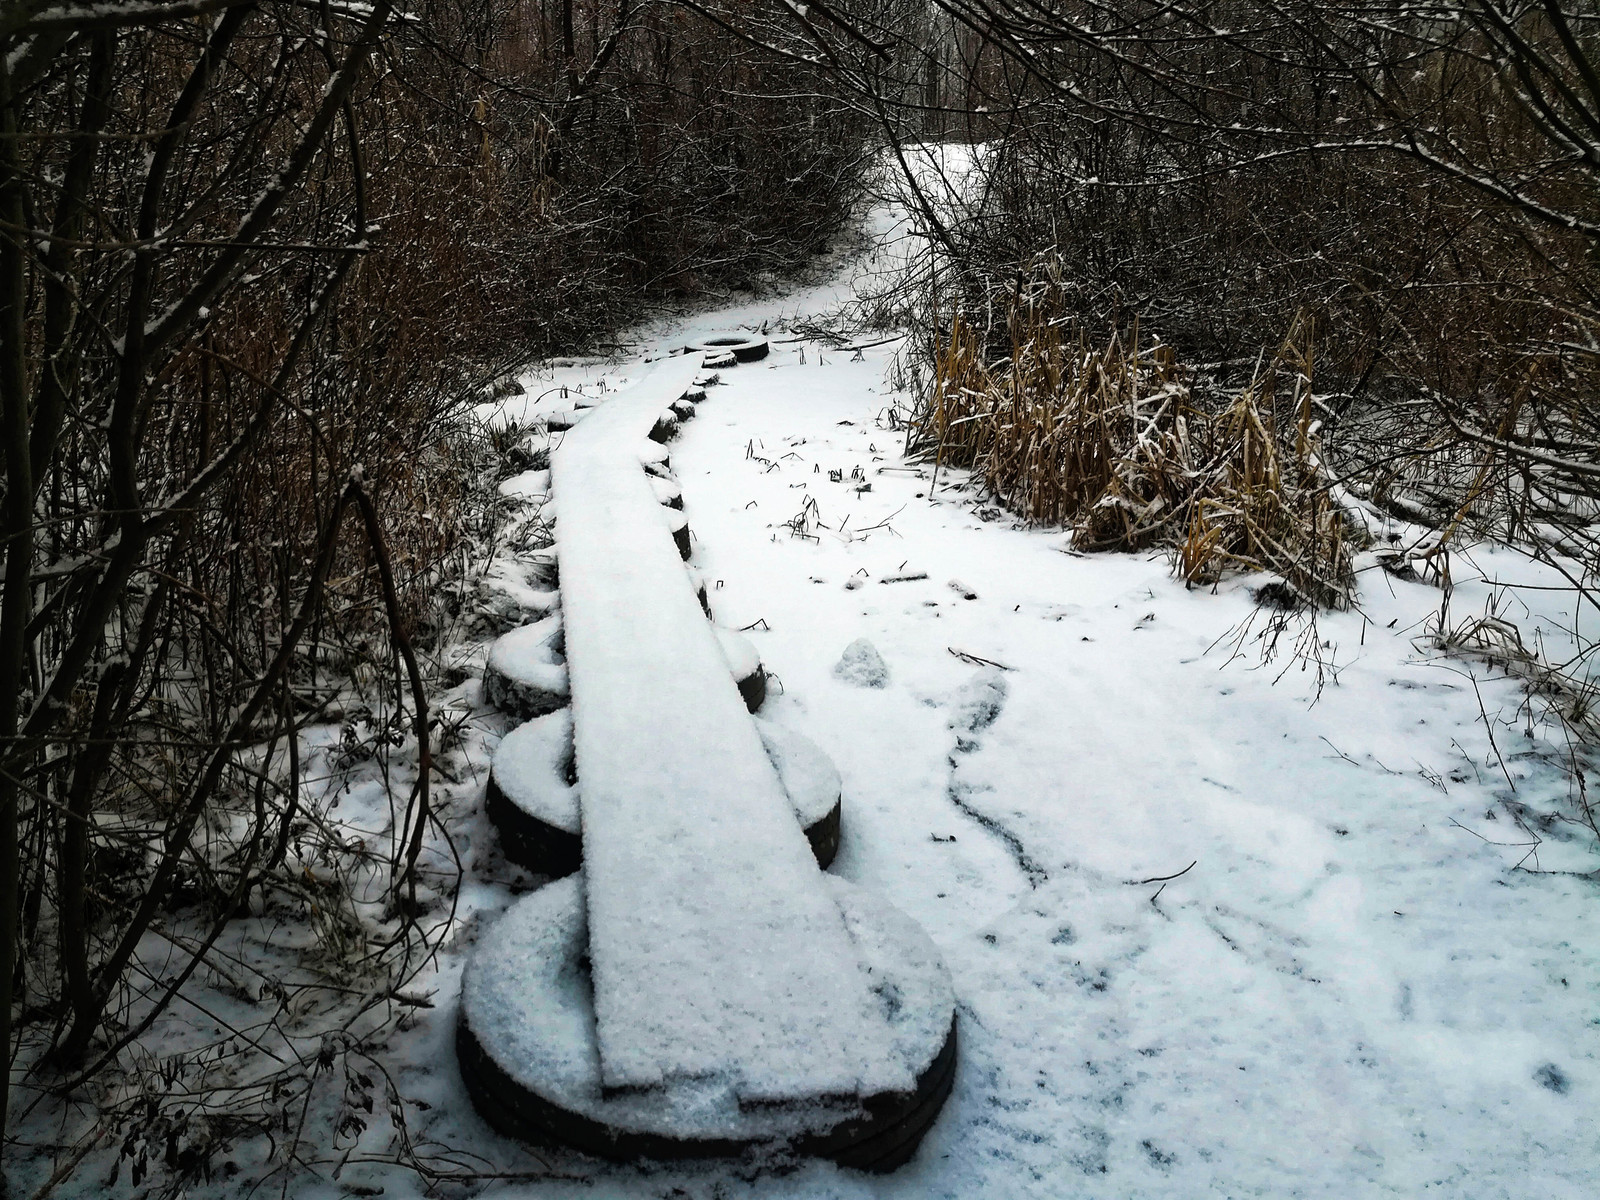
911, 282, 1354, 607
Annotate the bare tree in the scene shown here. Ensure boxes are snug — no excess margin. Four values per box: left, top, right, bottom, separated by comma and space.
1, 0, 892, 1186
857, 2, 1598, 562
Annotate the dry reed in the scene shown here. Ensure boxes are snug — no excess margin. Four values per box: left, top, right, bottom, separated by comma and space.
909, 271, 1356, 607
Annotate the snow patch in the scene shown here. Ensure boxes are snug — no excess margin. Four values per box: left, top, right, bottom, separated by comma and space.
834, 637, 889, 688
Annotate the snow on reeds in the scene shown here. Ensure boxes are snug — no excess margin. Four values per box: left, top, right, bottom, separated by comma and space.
906, 278, 1356, 608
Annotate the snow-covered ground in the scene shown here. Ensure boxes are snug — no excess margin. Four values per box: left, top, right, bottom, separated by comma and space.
385, 195, 1600, 1198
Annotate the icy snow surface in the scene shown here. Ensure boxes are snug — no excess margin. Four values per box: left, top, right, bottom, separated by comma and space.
549, 356, 905, 1103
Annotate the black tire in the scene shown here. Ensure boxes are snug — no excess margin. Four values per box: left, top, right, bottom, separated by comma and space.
804, 799, 841, 870
487, 765, 836, 874
649, 412, 679, 443
736, 664, 766, 713
456, 875, 956, 1170
822, 1018, 959, 1172
686, 333, 769, 363
484, 772, 582, 878
485, 709, 835, 872
456, 1014, 956, 1171
457, 1020, 754, 1163
482, 616, 568, 720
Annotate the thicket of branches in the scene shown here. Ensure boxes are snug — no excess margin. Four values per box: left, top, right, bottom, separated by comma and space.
872, 1, 1600, 611
0, 0, 895, 1183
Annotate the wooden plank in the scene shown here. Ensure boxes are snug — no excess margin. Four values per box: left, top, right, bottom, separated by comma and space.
551, 357, 895, 1102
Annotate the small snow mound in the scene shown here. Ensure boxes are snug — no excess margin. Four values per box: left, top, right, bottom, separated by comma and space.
951, 668, 1008, 734
834, 638, 889, 688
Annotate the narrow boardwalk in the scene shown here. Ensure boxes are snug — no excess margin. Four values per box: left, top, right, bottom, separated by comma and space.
550, 357, 899, 1100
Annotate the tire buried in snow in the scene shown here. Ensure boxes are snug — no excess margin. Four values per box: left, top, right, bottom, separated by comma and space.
484, 709, 583, 878
713, 626, 765, 713
755, 718, 842, 868
663, 507, 692, 561
482, 615, 567, 719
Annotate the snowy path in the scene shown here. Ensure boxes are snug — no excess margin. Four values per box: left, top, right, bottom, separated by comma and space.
638, 347, 1600, 1198
430, 243, 1600, 1197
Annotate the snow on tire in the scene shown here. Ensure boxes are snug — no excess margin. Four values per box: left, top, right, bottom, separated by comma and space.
482, 615, 567, 719
486, 712, 837, 875
685, 332, 769, 363
456, 873, 954, 1168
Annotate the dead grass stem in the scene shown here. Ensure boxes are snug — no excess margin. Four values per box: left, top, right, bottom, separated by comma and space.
908, 262, 1356, 607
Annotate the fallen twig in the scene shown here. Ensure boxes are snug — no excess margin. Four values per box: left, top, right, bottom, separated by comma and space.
947, 647, 1015, 671
1127, 860, 1197, 886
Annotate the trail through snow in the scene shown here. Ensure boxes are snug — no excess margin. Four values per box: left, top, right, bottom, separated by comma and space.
423, 202, 1600, 1198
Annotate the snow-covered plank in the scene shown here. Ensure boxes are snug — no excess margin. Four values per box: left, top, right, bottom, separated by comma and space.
551, 356, 898, 1102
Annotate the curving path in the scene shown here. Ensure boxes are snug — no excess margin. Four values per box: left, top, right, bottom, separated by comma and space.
458, 352, 956, 1168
